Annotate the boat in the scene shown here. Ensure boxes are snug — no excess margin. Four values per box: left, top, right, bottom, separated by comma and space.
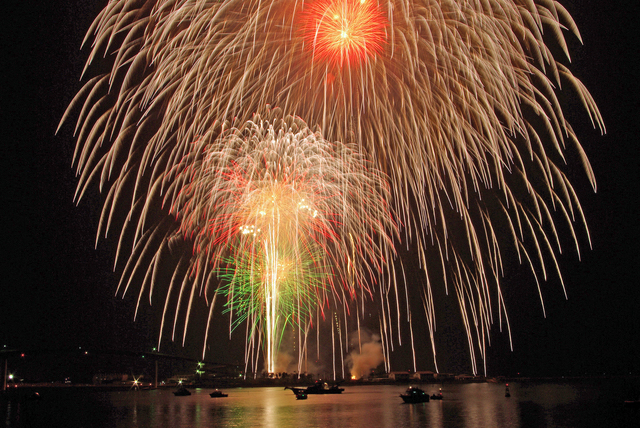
285, 381, 344, 396
284, 386, 309, 399
27, 392, 43, 401
209, 389, 228, 398
400, 386, 430, 403
173, 386, 191, 396
623, 400, 640, 408
306, 382, 344, 394
430, 388, 443, 400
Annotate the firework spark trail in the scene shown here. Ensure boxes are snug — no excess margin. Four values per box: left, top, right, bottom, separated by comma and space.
62, 0, 603, 374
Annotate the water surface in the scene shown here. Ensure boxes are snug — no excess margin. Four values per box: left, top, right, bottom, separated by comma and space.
3, 379, 639, 427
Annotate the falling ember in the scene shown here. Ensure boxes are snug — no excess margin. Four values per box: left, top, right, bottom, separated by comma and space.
301, 0, 388, 65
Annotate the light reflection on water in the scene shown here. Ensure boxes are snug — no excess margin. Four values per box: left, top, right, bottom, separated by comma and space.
2, 380, 639, 427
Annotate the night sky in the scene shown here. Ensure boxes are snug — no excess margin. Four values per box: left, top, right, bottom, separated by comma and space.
3, 1, 639, 378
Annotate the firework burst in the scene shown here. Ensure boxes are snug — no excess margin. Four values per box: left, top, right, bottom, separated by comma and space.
62, 0, 603, 375
301, 0, 388, 66
106, 112, 397, 372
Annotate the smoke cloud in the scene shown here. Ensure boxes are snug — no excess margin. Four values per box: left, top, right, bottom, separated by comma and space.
347, 330, 384, 379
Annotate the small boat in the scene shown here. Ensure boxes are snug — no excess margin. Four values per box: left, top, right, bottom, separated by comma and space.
209, 389, 228, 398
400, 386, 430, 403
430, 388, 443, 400
173, 386, 191, 396
284, 386, 309, 400
306, 381, 344, 394
285, 381, 344, 396
27, 392, 43, 401
285, 386, 307, 395
505, 384, 511, 398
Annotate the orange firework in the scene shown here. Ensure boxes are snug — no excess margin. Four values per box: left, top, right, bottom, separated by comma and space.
301, 0, 387, 66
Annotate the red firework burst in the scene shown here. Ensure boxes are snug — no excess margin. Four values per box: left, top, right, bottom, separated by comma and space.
301, 0, 388, 66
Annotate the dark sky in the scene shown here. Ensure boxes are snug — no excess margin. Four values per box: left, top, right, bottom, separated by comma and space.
2, 1, 639, 378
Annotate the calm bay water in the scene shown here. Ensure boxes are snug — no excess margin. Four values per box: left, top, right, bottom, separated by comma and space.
3, 379, 639, 427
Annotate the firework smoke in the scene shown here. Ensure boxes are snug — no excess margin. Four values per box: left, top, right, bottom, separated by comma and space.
347, 330, 384, 379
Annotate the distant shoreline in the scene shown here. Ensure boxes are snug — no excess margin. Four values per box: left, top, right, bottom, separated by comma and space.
3, 374, 638, 396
